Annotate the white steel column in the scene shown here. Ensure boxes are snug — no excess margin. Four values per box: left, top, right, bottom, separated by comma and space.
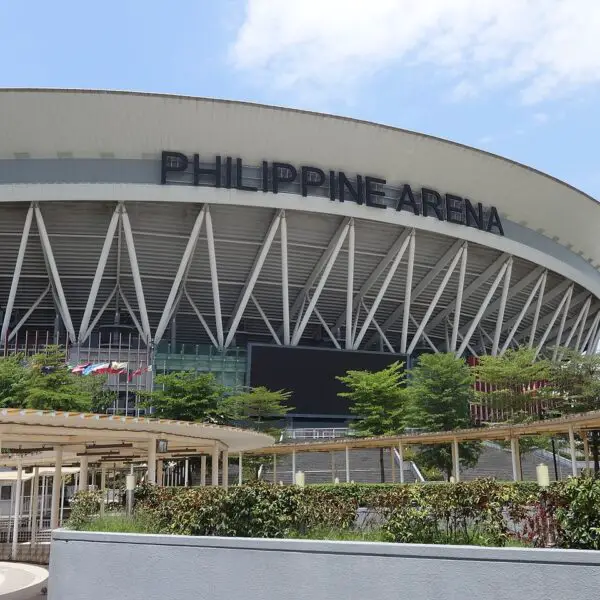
552, 285, 574, 360
100, 465, 107, 516
147, 438, 157, 484
401, 230, 416, 354
345, 446, 350, 483
272, 454, 277, 484
222, 449, 229, 490
238, 453, 243, 485
409, 315, 439, 353
574, 297, 592, 351
535, 284, 574, 359
451, 243, 468, 353
79, 456, 89, 492
510, 438, 521, 481
154, 206, 206, 345
211, 445, 220, 486
292, 222, 349, 345
367, 305, 395, 353
50, 446, 63, 529
281, 212, 290, 345
529, 272, 548, 348
34, 205, 76, 342
451, 439, 460, 482
204, 207, 224, 348
79, 205, 120, 342
11, 461, 23, 561
8, 285, 50, 342
353, 232, 410, 349
1, 204, 33, 346
313, 305, 341, 349
81, 286, 118, 345
492, 258, 513, 356
568, 426, 577, 477
185, 289, 219, 348
398, 443, 405, 484
200, 455, 207, 486
456, 260, 509, 357
583, 435, 590, 471
226, 211, 282, 348
120, 205, 151, 343
564, 296, 591, 351
346, 219, 355, 349
251, 295, 281, 345
292, 450, 297, 484
184, 459, 189, 486
30, 466, 40, 545
581, 311, 600, 353
408, 245, 465, 355
501, 271, 546, 354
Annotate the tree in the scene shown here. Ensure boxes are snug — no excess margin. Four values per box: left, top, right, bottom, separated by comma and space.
337, 361, 408, 482
0, 354, 27, 407
405, 352, 479, 480
142, 371, 228, 422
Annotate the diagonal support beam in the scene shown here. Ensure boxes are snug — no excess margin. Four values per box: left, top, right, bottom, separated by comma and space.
292, 222, 349, 345
313, 305, 341, 350
280, 212, 290, 345
119, 288, 145, 342
34, 205, 76, 343
345, 219, 355, 349
120, 205, 151, 343
409, 314, 439, 353
552, 285, 574, 360
184, 288, 219, 348
450, 243, 468, 353
407, 244, 466, 355
534, 284, 574, 359
1, 204, 33, 346
81, 286, 118, 344
154, 206, 206, 346
353, 231, 411, 349
491, 258, 513, 355
251, 294, 281, 346
8, 285, 51, 342
225, 210, 282, 348
205, 206, 224, 349
562, 295, 591, 351
456, 260, 510, 357
79, 204, 121, 343
575, 299, 593, 351
582, 310, 600, 353
365, 302, 395, 354
400, 230, 416, 354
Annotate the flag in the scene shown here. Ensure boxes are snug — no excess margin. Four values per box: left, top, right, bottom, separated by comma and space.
128, 364, 152, 382
107, 362, 128, 375
71, 363, 91, 375
83, 363, 110, 376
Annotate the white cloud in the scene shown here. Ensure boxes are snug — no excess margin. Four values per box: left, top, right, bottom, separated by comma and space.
231, 0, 600, 103
533, 112, 549, 124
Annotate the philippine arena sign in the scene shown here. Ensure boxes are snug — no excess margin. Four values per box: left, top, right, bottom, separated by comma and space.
160, 151, 504, 236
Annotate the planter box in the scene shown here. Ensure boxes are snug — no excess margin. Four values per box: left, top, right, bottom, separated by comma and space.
49, 530, 600, 600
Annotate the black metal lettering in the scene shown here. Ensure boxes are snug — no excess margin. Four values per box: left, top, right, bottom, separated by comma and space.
338, 172, 364, 204
396, 184, 420, 214
161, 151, 188, 184
421, 187, 444, 220
486, 207, 504, 236
445, 194, 464, 225
193, 154, 221, 187
236, 158, 258, 192
272, 162, 297, 194
365, 176, 387, 209
301, 166, 326, 197
465, 199, 484, 229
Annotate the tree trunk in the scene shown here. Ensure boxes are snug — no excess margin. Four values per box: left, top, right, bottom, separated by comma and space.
551, 438, 559, 481
379, 448, 385, 483
592, 431, 600, 475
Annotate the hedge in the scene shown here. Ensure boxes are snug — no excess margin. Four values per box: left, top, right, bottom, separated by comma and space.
69, 477, 600, 549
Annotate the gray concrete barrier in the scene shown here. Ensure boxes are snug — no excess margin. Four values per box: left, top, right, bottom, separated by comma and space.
49, 530, 600, 600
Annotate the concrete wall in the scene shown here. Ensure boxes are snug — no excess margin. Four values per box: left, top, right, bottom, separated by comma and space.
49, 531, 600, 600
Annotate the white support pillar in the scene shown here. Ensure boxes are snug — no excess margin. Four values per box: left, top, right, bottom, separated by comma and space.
79, 205, 120, 342
451, 243, 468, 352
552, 286, 574, 361
330, 452, 336, 484
292, 450, 297, 485
535, 284, 574, 360
35, 205, 76, 342
184, 459, 189, 487
226, 211, 282, 348
272, 454, 277, 484
11, 461, 23, 560
563, 296, 591, 351
204, 207, 224, 349
211, 446, 220, 487
390, 447, 396, 483
157, 460, 164, 487
100, 464, 107, 516
529, 271, 548, 348
79, 456, 89, 492
400, 230, 416, 354
583, 434, 590, 471
345, 446, 350, 483
313, 304, 341, 349
238, 453, 243, 485
568, 426, 577, 477
252, 295, 282, 345
457, 261, 509, 357
346, 219, 355, 349
354, 232, 411, 349
409, 315, 440, 353
2, 204, 33, 346
409, 245, 466, 355
200, 455, 207, 486
154, 206, 206, 345
30, 466, 40, 545
451, 439, 460, 482
147, 439, 157, 484
8, 285, 51, 342
492, 258, 513, 355
574, 297, 592, 351
510, 438, 522, 482
281, 212, 291, 345
398, 443, 405, 484
222, 449, 229, 490
50, 446, 63, 529
370, 311, 396, 353
185, 289, 220, 349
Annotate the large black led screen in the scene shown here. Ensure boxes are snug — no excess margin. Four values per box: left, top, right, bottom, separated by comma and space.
248, 344, 405, 416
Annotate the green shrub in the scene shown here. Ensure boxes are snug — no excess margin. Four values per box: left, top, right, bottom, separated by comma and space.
67, 490, 103, 529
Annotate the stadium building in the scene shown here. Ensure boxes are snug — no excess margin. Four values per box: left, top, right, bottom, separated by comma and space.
0, 89, 599, 424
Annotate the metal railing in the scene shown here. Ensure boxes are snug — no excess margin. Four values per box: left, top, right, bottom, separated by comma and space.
282, 428, 354, 440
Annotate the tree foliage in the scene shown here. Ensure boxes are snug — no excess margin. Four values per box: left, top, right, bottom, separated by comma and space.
405, 352, 480, 479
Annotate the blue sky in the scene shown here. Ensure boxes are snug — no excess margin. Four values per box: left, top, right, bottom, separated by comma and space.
2, 0, 599, 197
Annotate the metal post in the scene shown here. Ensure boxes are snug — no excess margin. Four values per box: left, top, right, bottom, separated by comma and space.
583, 434, 590, 471
30, 466, 40, 545
184, 458, 189, 487
205, 208, 224, 348
398, 443, 405, 484
200, 455, 207, 486
157, 460, 164, 487
510, 438, 522, 482
79, 456, 89, 492
238, 453, 243, 485
11, 461, 23, 560
281, 212, 290, 345
451, 242, 468, 352
100, 464, 107, 516
222, 449, 229, 490
147, 438, 156, 484
401, 231, 416, 354
292, 450, 296, 485
50, 446, 63, 529
346, 219, 355, 349
272, 454, 277, 484
345, 446, 350, 483
390, 447, 396, 483
492, 258, 512, 355
212, 446, 220, 486
59, 477, 66, 526
331, 452, 336, 483
569, 425, 577, 477
451, 439, 460, 482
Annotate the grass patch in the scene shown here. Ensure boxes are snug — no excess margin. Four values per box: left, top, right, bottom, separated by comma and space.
291, 527, 388, 542
78, 512, 161, 534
